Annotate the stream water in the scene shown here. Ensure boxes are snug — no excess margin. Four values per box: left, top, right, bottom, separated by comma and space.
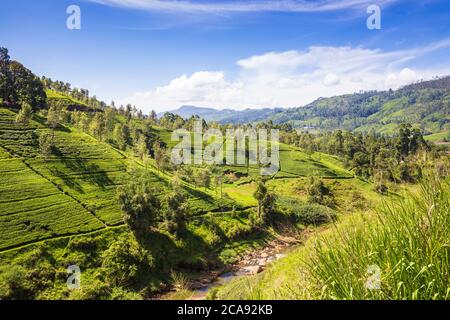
186, 237, 299, 300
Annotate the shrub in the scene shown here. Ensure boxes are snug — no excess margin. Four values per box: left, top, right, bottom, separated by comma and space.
116, 173, 161, 239
0, 265, 30, 300
306, 177, 335, 207
110, 287, 143, 300
68, 279, 110, 300
293, 204, 337, 226
278, 197, 336, 226
67, 236, 97, 251
101, 235, 154, 287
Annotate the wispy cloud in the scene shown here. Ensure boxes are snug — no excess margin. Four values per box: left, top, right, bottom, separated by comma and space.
119, 38, 450, 112
89, 0, 400, 13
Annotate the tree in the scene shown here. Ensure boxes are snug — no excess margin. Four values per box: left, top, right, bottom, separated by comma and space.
164, 189, 189, 237
101, 235, 153, 286
114, 123, 130, 150
117, 174, 161, 239
103, 107, 115, 134
153, 142, 170, 173
373, 170, 388, 194
38, 132, 53, 158
0, 47, 13, 103
46, 106, 61, 141
198, 169, 211, 191
9, 61, 45, 107
135, 134, 149, 161
89, 113, 105, 140
253, 179, 276, 224
261, 190, 277, 223
15, 102, 33, 125
397, 123, 412, 157
0, 265, 29, 300
149, 110, 157, 125
352, 151, 371, 178
254, 179, 267, 220
76, 111, 90, 132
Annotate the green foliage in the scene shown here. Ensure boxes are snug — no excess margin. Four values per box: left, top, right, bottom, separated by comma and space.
164, 188, 189, 237
117, 173, 161, 238
46, 106, 61, 130
101, 235, 154, 286
113, 123, 130, 151
89, 112, 106, 140
0, 265, 30, 299
253, 179, 277, 224
68, 278, 110, 300
15, 102, 33, 125
154, 142, 171, 172
270, 77, 450, 136
306, 177, 335, 207
216, 176, 450, 300
0, 48, 45, 108
278, 197, 336, 225
294, 204, 337, 225
0, 159, 104, 251
38, 131, 53, 158
308, 176, 450, 299
290, 127, 430, 182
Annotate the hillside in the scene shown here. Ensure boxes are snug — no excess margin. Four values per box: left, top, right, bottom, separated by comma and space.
0, 106, 237, 252
1, 46, 448, 301
212, 176, 450, 300
159, 77, 450, 142
269, 76, 450, 139
45, 90, 98, 113
162, 105, 285, 124
0, 88, 374, 300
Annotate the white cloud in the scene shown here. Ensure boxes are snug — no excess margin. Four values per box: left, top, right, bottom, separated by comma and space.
90, 0, 400, 13
323, 73, 340, 86
385, 68, 417, 88
119, 39, 450, 113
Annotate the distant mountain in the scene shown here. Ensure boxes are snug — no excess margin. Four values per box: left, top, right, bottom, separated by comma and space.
160, 105, 285, 124
161, 77, 450, 141
269, 76, 450, 138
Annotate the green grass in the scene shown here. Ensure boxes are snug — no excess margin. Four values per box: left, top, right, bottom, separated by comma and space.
213, 176, 450, 300
45, 89, 89, 108
424, 130, 449, 142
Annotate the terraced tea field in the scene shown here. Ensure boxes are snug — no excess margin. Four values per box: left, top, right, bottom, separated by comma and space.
0, 107, 234, 252
0, 158, 105, 251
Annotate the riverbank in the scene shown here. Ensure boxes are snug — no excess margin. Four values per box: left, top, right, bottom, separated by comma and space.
156, 232, 302, 300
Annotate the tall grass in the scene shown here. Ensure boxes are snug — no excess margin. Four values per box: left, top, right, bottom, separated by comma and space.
213, 175, 449, 300
309, 176, 450, 300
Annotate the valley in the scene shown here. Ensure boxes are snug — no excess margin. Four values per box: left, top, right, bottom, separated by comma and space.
0, 46, 449, 300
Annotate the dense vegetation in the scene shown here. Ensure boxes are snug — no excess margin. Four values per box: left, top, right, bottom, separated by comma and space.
212, 175, 450, 300
0, 46, 449, 300
270, 77, 450, 139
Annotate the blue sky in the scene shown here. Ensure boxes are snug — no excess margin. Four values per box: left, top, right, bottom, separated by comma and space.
1, 0, 450, 112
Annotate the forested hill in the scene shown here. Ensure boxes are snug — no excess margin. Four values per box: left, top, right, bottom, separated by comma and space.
269, 76, 450, 138
161, 105, 284, 124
